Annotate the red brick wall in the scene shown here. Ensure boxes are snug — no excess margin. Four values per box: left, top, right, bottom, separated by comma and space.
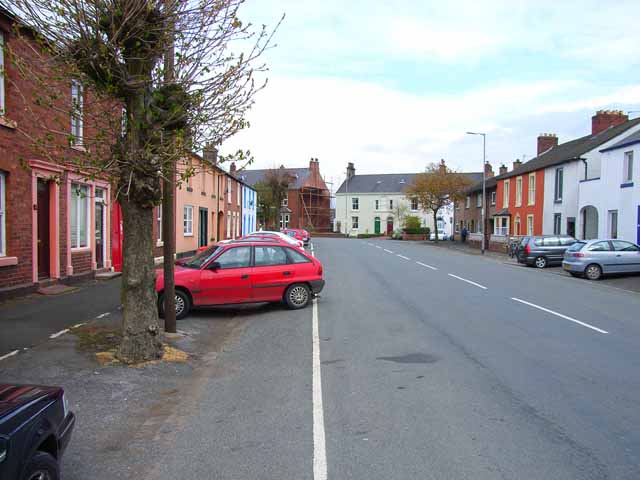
71, 251, 92, 274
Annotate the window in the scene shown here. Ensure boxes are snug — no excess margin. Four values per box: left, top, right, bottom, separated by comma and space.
526, 214, 534, 236
201, 165, 206, 194
235, 212, 240, 238
514, 215, 521, 236
282, 197, 288, 207
503, 180, 510, 208
286, 247, 312, 264
120, 107, 127, 137
352, 197, 359, 210
375, 199, 379, 210
227, 180, 231, 204
554, 167, 563, 202
495, 217, 508, 236
352, 216, 359, 229
70, 184, 89, 248
227, 211, 231, 236
411, 198, 419, 211
214, 246, 251, 269
608, 210, 618, 239
528, 174, 536, 205
469, 219, 475, 232
543, 237, 560, 247
623, 151, 634, 183
0, 32, 5, 115
465, 196, 470, 209
237, 183, 241, 205
255, 246, 288, 266
553, 213, 562, 235
0, 172, 5, 255
587, 241, 611, 252
183, 205, 193, 236
389, 199, 393, 210
279, 213, 290, 229
476, 193, 482, 208
515, 177, 522, 207
612, 240, 640, 252
490, 191, 496, 206
157, 205, 163, 242
71, 81, 84, 145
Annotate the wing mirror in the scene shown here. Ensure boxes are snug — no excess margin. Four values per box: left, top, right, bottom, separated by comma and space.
209, 261, 221, 271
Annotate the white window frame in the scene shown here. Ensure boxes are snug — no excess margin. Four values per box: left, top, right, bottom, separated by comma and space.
235, 212, 240, 237
71, 80, 84, 146
281, 197, 288, 207
411, 198, 419, 211
0, 172, 5, 256
528, 173, 536, 205
237, 182, 241, 205
608, 210, 618, 239
623, 151, 634, 183
352, 197, 359, 210
503, 180, 510, 208
514, 214, 521, 236
476, 193, 482, 208
0, 32, 5, 115
183, 205, 193, 236
375, 199, 379, 210
490, 191, 496, 206
280, 213, 290, 229
526, 214, 534, 236
465, 196, 470, 209
389, 199, 393, 210
227, 211, 231, 237
227, 180, 231, 204
553, 213, 561, 235
157, 205, 163, 243
70, 183, 90, 249
554, 167, 563, 202
352, 216, 359, 229
515, 176, 522, 207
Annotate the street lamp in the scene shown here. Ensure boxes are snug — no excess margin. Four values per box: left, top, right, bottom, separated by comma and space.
466, 131, 486, 255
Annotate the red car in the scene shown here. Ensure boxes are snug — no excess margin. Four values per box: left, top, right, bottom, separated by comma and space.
156, 239, 325, 319
282, 228, 310, 246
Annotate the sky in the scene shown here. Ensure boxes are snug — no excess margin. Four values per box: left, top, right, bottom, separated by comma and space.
222, 0, 640, 191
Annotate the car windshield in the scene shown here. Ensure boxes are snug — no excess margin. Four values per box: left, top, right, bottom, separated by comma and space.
567, 241, 586, 252
181, 246, 222, 269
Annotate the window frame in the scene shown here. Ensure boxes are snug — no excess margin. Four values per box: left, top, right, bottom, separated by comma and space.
515, 176, 522, 207
503, 180, 510, 208
157, 205, 163, 243
476, 192, 482, 208
70, 183, 90, 249
623, 151, 634, 183
554, 167, 563, 202
411, 198, 419, 211
528, 173, 536, 205
351, 216, 359, 229
0, 171, 5, 256
553, 213, 562, 235
71, 80, 84, 146
281, 197, 288, 207
352, 197, 359, 211
254, 245, 290, 267
213, 245, 252, 270
389, 199, 393, 210
183, 205, 194, 236
526, 214, 534, 236
490, 191, 496, 206
465, 196, 470, 209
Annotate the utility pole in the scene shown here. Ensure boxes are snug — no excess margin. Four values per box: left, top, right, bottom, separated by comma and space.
162, 4, 177, 333
345, 167, 349, 237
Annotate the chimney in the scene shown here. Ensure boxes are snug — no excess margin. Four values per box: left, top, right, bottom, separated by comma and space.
513, 158, 522, 171
499, 164, 508, 175
346, 162, 355, 180
230, 162, 236, 174
203, 142, 218, 164
438, 158, 447, 174
592, 110, 628, 135
537, 133, 558, 155
309, 157, 320, 173
484, 162, 494, 178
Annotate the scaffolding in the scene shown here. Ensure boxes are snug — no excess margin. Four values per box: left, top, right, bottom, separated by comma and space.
297, 181, 335, 233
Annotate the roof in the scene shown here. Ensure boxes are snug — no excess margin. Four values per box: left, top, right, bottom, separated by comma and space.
496, 118, 640, 180
335, 172, 483, 194
465, 175, 498, 194
600, 128, 640, 152
235, 167, 312, 189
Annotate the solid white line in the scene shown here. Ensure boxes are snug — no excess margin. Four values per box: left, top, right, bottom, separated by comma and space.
383, 249, 394, 254
312, 298, 327, 480
72, 322, 86, 329
0, 350, 19, 362
397, 254, 410, 260
416, 261, 438, 270
511, 297, 609, 334
375, 245, 382, 249
448, 274, 488, 290
96, 312, 110, 319
49, 329, 70, 339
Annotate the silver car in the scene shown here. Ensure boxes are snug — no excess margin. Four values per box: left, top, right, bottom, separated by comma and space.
562, 239, 640, 280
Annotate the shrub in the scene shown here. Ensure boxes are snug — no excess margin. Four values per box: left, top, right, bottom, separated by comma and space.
357, 233, 385, 239
404, 215, 421, 230
403, 227, 430, 235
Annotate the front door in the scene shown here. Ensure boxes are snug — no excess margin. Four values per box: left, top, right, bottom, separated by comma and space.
251, 245, 293, 301
567, 217, 576, 238
374, 217, 381, 234
386, 217, 394, 235
199, 208, 208, 248
36, 179, 50, 279
198, 246, 252, 305
95, 192, 105, 269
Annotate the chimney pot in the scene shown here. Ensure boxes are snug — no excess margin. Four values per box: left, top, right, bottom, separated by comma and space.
513, 158, 522, 171
484, 162, 494, 178
592, 109, 628, 135
499, 164, 508, 175
347, 162, 356, 180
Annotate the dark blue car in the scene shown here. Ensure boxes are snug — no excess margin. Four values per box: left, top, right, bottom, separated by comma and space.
0, 384, 75, 480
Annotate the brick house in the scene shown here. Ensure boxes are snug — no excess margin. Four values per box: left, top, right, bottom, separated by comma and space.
0, 8, 114, 296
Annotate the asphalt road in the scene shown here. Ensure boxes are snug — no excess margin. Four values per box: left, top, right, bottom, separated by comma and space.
145, 237, 640, 479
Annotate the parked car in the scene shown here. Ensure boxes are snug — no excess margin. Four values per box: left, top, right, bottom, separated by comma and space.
516, 235, 576, 268
282, 228, 310, 246
562, 239, 640, 280
156, 239, 325, 319
249, 231, 305, 249
430, 230, 448, 241
0, 384, 75, 480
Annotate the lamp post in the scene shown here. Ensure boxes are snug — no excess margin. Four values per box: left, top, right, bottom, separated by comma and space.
466, 132, 486, 255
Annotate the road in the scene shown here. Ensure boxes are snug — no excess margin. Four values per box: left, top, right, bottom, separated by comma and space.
143, 237, 640, 479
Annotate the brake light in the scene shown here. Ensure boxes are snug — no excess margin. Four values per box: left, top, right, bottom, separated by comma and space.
574, 253, 585, 257
316, 261, 323, 275
525, 244, 531, 254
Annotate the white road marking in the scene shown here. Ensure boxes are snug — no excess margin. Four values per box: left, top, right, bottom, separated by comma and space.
511, 297, 609, 334
367, 243, 374, 246
397, 254, 410, 260
383, 249, 394, 254
49, 329, 70, 339
416, 261, 438, 270
312, 298, 327, 480
447, 274, 488, 290
96, 312, 110, 319
0, 350, 19, 362
72, 322, 86, 329
375, 245, 382, 249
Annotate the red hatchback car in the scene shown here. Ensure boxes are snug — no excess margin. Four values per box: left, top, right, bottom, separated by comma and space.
282, 228, 310, 246
156, 239, 325, 319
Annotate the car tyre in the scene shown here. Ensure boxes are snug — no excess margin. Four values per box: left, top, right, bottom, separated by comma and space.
158, 289, 192, 320
284, 283, 311, 309
534, 256, 547, 268
21, 451, 59, 480
585, 264, 602, 281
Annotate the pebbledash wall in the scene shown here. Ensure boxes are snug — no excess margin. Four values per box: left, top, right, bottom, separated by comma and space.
0, 9, 113, 296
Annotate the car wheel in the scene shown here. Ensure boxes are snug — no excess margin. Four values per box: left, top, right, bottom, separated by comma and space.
534, 256, 547, 268
585, 264, 602, 281
21, 452, 59, 480
284, 283, 311, 309
158, 290, 192, 320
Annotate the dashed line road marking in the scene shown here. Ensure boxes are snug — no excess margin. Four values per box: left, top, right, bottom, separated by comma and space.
383, 249, 394, 254
397, 254, 410, 260
511, 297, 608, 334
416, 261, 438, 270
49, 329, 70, 339
96, 312, 110, 319
0, 350, 19, 362
375, 246, 382, 249
72, 322, 86, 329
448, 274, 488, 290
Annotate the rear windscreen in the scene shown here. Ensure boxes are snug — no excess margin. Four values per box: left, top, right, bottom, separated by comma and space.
567, 242, 586, 252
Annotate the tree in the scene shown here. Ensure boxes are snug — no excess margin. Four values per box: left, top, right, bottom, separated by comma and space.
254, 181, 277, 228
405, 160, 472, 241
392, 200, 410, 231
14, 0, 279, 362
253, 168, 294, 229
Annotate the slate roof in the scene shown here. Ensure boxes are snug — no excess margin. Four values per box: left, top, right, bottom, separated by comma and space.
235, 168, 312, 189
336, 172, 483, 194
600, 128, 640, 152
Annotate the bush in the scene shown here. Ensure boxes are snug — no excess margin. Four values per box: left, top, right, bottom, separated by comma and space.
404, 215, 421, 230
357, 233, 385, 239
403, 227, 430, 235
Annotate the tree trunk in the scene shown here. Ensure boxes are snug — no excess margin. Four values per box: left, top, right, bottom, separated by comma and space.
433, 210, 439, 242
117, 197, 163, 362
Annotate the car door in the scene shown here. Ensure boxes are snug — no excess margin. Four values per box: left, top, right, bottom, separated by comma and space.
585, 241, 615, 273
610, 240, 640, 273
543, 236, 561, 263
199, 246, 253, 305
251, 245, 293, 301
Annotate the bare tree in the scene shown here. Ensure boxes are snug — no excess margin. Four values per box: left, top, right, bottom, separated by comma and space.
12, 0, 280, 362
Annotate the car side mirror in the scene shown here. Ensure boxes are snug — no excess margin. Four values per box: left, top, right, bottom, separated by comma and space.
209, 261, 221, 271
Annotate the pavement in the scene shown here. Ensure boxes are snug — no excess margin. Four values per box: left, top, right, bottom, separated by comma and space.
1, 238, 639, 478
